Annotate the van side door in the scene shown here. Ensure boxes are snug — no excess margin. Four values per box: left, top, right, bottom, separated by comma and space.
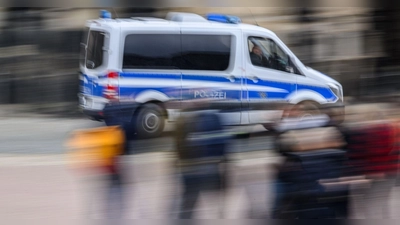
118, 25, 182, 121
180, 26, 243, 125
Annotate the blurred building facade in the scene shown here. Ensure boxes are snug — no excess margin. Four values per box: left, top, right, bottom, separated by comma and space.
0, 6, 399, 110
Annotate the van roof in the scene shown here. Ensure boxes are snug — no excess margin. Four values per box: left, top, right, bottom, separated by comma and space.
87, 12, 277, 37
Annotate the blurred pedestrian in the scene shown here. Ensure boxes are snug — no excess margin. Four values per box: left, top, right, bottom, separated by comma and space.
102, 102, 138, 221
340, 104, 398, 218
271, 105, 349, 219
173, 99, 231, 219
66, 122, 128, 222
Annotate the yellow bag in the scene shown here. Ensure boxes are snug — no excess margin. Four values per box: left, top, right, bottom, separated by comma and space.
65, 126, 125, 172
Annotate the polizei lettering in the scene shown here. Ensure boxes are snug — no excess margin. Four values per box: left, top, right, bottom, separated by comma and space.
194, 90, 227, 99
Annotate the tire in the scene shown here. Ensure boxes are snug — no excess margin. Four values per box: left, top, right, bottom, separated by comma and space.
135, 103, 165, 139
263, 123, 276, 132
327, 106, 345, 125
286, 101, 321, 120
267, 101, 321, 131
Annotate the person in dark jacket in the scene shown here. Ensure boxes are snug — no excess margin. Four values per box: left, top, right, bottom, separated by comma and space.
173, 99, 231, 219
271, 106, 349, 219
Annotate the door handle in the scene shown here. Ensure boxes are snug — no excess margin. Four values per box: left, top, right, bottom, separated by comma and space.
248, 75, 259, 83
225, 75, 236, 82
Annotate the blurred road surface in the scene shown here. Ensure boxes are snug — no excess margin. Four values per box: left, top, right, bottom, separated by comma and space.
0, 115, 275, 154
2, 150, 400, 221
1, 111, 400, 221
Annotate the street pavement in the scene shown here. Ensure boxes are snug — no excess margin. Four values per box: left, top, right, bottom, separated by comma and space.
0, 109, 280, 222
0, 108, 275, 154
2, 151, 400, 221
2, 109, 400, 221
0, 151, 282, 221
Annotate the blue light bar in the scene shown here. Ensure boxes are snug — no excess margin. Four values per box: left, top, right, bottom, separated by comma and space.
206, 13, 241, 24
100, 10, 112, 19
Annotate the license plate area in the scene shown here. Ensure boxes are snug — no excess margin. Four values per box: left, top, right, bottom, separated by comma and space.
79, 96, 93, 108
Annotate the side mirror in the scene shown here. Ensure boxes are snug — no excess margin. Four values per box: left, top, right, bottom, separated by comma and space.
286, 57, 297, 73
286, 66, 294, 74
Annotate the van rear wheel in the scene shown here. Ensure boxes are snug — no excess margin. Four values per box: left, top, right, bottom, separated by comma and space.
135, 103, 165, 139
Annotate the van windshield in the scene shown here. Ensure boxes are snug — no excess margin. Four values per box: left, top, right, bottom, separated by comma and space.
85, 30, 106, 69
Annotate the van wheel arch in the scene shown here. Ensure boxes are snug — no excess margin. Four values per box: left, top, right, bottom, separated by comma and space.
284, 100, 321, 118
133, 101, 167, 139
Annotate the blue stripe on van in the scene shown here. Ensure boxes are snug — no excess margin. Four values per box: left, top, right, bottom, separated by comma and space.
120, 73, 180, 79
119, 87, 179, 98
297, 83, 337, 101
82, 72, 337, 102
247, 90, 289, 99
121, 72, 236, 83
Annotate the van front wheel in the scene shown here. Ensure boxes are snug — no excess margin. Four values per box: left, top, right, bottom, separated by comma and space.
135, 103, 165, 139
287, 101, 321, 120
265, 101, 322, 131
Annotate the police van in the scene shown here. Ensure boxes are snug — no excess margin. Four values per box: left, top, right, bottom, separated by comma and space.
79, 10, 344, 138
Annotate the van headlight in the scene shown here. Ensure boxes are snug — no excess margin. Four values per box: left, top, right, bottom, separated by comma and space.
328, 84, 343, 102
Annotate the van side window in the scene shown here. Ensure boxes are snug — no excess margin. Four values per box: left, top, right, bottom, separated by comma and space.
181, 35, 231, 71
79, 27, 89, 67
86, 30, 105, 69
123, 34, 181, 69
248, 38, 272, 69
248, 36, 300, 74
271, 40, 291, 73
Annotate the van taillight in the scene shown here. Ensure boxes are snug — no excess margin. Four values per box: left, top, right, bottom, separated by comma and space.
108, 71, 118, 79
103, 71, 119, 100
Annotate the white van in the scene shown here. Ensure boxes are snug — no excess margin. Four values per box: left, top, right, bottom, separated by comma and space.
79, 11, 344, 138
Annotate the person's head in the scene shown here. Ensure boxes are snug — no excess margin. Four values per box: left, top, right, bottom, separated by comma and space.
252, 45, 262, 56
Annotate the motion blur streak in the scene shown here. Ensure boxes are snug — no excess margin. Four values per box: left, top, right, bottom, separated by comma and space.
2, 2, 400, 222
